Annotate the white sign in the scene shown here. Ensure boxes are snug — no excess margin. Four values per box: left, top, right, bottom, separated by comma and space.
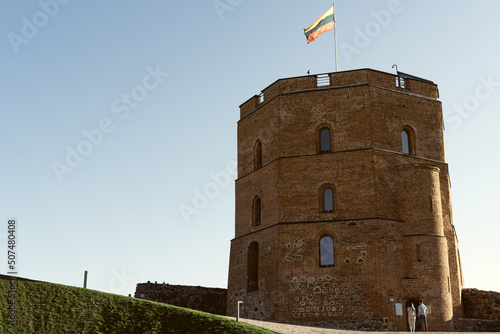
395, 303, 403, 316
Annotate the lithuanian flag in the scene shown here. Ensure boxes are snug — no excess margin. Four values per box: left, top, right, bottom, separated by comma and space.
304, 6, 335, 44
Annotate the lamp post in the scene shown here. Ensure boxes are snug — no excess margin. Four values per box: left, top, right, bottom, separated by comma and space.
236, 301, 243, 322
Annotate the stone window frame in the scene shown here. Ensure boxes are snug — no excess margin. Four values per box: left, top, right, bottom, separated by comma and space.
254, 140, 263, 170
252, 196, 261, 227
319, 235, 335, 267
401, 126, 416, 155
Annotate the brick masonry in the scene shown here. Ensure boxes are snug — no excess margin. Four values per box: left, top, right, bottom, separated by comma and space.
227, 69, 465, 331
135, 282, 227, 316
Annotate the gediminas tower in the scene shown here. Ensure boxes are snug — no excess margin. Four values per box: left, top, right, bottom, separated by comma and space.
226, 69, 463, 331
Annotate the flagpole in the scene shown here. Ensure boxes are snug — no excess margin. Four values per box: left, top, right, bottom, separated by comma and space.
334, 3, 338, 72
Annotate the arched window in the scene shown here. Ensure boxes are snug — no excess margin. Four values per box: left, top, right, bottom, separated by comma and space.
402, 130, 410, 155
323, 188, 334, 212
401, 127, 415, 155
319, 128, 331, 152
319, 236, 334, 266
255, 141, 262, 169
253, 197, 261, 227
247, 242, 259, 292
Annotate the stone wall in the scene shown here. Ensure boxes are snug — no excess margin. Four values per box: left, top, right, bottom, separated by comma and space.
462, 288, 500, 320
454, 288, 500, 332
454, 318, 500, 332
135, 282, 227, 316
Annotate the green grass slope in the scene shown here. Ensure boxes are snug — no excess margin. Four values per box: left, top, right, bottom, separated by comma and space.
0, 275, 277, 334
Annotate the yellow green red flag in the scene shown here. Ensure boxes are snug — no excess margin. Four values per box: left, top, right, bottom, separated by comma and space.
304, 6, 335, 44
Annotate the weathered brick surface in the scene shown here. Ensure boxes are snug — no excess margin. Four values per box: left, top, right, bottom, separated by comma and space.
135, 282, 227, 315
227, 69, 464, 331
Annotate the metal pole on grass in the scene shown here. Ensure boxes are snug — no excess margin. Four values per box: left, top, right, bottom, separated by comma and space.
83, 270, 88, 288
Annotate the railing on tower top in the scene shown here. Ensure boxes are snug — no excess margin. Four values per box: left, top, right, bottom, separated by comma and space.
316, 73, 331, 87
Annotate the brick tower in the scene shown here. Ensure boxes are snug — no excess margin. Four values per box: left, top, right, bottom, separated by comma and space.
226, 69, 463, 331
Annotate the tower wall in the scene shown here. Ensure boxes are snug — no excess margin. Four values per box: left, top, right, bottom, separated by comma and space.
397, 164, 454, 331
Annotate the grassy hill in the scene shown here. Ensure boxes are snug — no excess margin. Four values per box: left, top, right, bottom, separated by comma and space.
0, 275, 277, 334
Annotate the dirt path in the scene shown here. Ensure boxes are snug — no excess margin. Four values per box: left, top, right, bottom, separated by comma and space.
225, 317, 383, 334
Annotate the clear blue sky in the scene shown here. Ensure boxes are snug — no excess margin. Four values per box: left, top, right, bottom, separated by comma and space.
1, 0, 499, 297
